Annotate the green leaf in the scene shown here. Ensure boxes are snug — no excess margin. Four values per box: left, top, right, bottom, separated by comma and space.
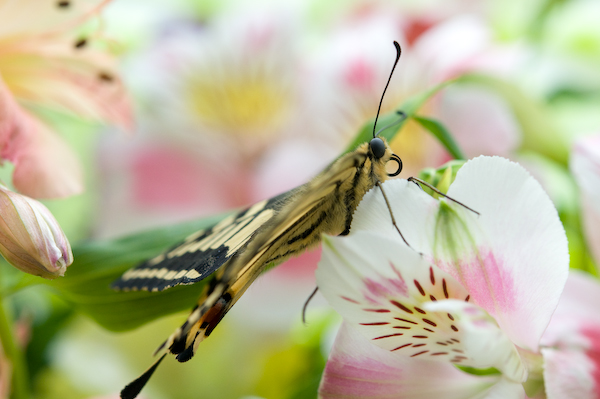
344, 79, 456, 153
413, 115, 467, 160
45, 213, 232, 332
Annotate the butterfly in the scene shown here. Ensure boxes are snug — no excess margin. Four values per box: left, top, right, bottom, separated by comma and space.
113, 41, 407, 399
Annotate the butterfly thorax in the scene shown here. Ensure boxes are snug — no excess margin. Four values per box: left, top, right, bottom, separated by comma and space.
241, 139, 394, 272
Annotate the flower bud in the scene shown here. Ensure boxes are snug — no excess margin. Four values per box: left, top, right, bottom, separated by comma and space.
0, 185, 73, 279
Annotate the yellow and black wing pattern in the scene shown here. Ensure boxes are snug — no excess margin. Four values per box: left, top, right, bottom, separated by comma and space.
111, 190, 294, 292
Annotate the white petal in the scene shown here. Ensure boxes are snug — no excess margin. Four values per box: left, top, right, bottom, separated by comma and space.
349, 178, 436, 251
478, 378, 528, 399
446, 156, 568, 351
319, 323, 502, 399
412, 16, 491, 81
425, 300, 526, 382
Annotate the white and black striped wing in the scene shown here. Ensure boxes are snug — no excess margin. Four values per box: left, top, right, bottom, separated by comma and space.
111, 191, 293, 292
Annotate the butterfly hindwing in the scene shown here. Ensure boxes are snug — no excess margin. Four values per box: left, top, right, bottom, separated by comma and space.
111, 191, 294, 292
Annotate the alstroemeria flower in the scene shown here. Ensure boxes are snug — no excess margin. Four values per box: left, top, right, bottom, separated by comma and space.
316, 156, 569, 398
571, 133, 600, 266
0, 184, 73, 279
0, 0, 131, 199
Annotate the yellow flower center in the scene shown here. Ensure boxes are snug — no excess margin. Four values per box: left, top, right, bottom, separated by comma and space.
186, 74, 292, 137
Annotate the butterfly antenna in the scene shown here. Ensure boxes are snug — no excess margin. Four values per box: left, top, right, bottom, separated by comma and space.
372, 41, 402, 138
375, 110, 407, 137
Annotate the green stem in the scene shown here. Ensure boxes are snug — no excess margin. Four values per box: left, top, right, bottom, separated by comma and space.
0, 290, 30, 399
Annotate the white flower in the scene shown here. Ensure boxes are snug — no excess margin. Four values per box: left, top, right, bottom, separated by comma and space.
316, 156, 569, 398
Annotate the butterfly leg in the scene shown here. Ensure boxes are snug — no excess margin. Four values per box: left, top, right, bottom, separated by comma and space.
376, 181, 413, 248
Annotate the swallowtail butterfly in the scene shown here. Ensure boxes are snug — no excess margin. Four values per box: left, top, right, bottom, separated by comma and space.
115, 41, 408, 399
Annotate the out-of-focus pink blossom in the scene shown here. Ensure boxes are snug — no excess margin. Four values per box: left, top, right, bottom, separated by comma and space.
541, 271, 600, 399
571, 134, 600, 266
0, 0, 132, 199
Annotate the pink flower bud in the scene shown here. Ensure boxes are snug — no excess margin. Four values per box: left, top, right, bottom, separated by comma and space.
0, 185, 73, 279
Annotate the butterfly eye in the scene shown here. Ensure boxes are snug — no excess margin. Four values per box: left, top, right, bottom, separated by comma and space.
370, 137, 386, 159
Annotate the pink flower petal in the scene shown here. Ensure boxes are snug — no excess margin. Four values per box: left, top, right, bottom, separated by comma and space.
542, 345, 600, 399
3, 37, 132, 130
0, 0, 111, 37
0, 79, 82, 198
8, 112, 83, 199
541, 271, 600, 399
0, 76, 21, 143
307, 13, 407, 145
571, 134, 600, 266
438, 86, 521, 158
412, 15, 522, 82
130, 145, 239, 209
320, 323, 518, 399
542, 271, 600, 344
411, 16, 490, 82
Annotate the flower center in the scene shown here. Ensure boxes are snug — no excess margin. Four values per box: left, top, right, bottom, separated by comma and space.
186, 75, 292, 136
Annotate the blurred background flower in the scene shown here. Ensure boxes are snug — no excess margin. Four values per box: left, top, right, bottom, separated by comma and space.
1, 0, 600, 398
0, 0, 132, 199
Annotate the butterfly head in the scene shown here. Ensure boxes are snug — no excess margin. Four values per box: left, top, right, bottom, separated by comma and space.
368, 136, 402, 177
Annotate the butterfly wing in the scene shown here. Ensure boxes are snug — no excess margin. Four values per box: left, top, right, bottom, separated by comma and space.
111, 190, 294, 292
162, 149, 370, 360
120, 143, 392, 399
119, 160, 362, 399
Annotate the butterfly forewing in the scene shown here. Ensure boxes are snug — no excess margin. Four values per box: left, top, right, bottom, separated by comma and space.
111, 191, 293, 292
